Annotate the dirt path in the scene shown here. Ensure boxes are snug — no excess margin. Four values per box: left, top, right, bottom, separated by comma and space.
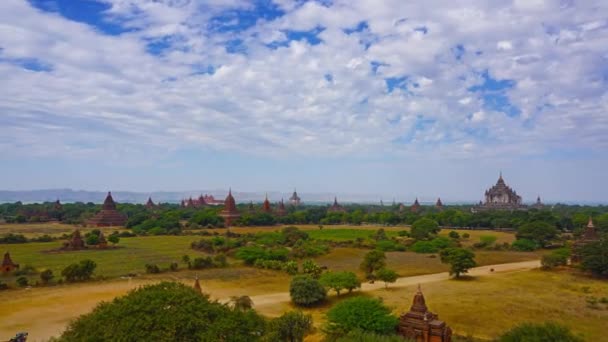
0, 260, 540, 341
250, 260, 541, 308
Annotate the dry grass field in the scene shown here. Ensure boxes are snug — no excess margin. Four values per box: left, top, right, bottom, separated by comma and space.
0, 222, 126, 238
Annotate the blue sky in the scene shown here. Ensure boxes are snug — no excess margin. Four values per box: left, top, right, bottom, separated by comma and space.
1, 0, 607, 202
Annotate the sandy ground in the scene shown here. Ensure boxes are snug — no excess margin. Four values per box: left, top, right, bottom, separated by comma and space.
0, 260, 540, 341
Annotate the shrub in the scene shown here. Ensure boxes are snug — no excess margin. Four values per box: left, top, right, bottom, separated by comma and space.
580, 238, 608, 277
266, 311, 313, 342
462, 233, 470, 239
62, 259, 97, 282
301, 259, 323, 279
40, 269, 54, 285
59, 282, 266, 341
283, 261, 299, 275
448, 231, 460, 239
473, 235, 497, 249
213, 253, 228, 267
541, 248, 570, 270
16, 276, 29, 287
410, 218, 440, 240
192, 257, 214, 269
410, 241, 437, 253
335, 330, 410, 342
511, 238, 538, 251
169, 262, 179, 272
375, 240, 406, 252
319, 271, 361, 295
145, 264, 161, 274
325, 297, 398, 338
289, 275, 327, 307
498, 322, 583, 342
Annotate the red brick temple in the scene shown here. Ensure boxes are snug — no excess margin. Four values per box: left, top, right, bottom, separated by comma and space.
220, 189, 240, 227
328, 197, 346, 213
145, 197, 156, 209
194, 277, 202, 294
399, 285, 452, 342
98, 231, 108, 248
411, 198, 421, 213
88, 192, 127, 227
2, 252, 19, 273
572, 217, 600, 263
289, 189, 301, 206
62, 229, 86, 250
276, 199, 287, 216
262, 194, 272, 214
435, 198, 443, 211
53, 199, 63, 211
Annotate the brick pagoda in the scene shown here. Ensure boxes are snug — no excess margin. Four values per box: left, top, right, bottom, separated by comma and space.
2, 252, 19, 273
399, 285, 452, 342
435, 198, 443, 211
276, 199, 287, 216
63, 229, 86, 250
571, 217, 600, 263
411, 198, 421, 213
262, 194, 272, 214
220, 189, 240, 227
88, 192, 127, 227
328, 197, 346, 213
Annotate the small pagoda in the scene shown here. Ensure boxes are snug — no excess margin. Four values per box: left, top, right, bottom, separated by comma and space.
88, 192, 127, 227
220, 189, 240, 227
276, 199, 287, 217
262, 194, 272, 214
145, 197, 156, 209
435, 198, 444, 211
193, 277, 202, 294
2, 252, 19, 273
411, 198, 421, 213
53, 199, 63, 211
398, 285, 452, 342
531, 196, 544, 209
289, 189, 301, 206
62, 229, 86, 250
571, 217, 600, 263
328, 197, 346, 213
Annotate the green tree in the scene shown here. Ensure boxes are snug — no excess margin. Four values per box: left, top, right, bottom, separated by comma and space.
335, 330, 412, 342
448, 231, 460, 239
325, 297, 398, 338
108, 234, 120, 246
580, 238, 608, 277
541, 248, 570, 270
319, 271, 361, 296
266, 311, 313, 342
376, 268, 398, 288
439, 248, 477, 278
40, 269, 54, 285
360, 250, 386, 279
16, 276, 28, 287
301, 259, 323, 279
230, 295, 254, 311
373, 228, 388, 241
516, 221, 558, 248
511, 238, 538, 251
182, 255, 192, 269
289, 275, 327, 307
61, 259, 97, 282
283, 261, 299, 275
410, 218, 440, 240
499, 322, 583, 342
58, 282, 266, 342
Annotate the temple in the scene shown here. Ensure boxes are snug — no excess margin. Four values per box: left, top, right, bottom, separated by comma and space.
262, 194, 272, 214
181, 194, 224, 208
435, 198, 443, 211
53, 199, 62, 211
289, 189, 301, 206
2, 252, 19, 273
62, 229, 86, 250
411, 198, 421, 213
328, 197, 346, 213
88, 192, 127, 227
193, 277, 202, 294
398, 285, 452, 342
531, 196, 544, 210
571, 217, 600, 263
220, 189, 240, 227
145, 197, 156, 209
472, 174, 527, 212
98, 231, 108, 249
276, 199, 287, 216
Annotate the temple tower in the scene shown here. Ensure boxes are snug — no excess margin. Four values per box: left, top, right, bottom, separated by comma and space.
276, 199, 287, 216
398, 285, 452, 342
289, 189, 301, 206
193, 277, 202, 294
2, 252, 19, 273
572, 217, 600, 263
328, 197, 346, 213
220, 189, 240, 227
411, 198, 421, 213
88, 192, 127, 227
435, 198, 443, 211
146, 197, 156, 209
262, 194, 272, 214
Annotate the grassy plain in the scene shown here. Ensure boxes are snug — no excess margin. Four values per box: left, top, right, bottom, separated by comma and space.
0, 222, 126, 238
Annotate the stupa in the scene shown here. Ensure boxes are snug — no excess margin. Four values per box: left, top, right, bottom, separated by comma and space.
262, 194, 272, 214
63, 229, 86, 250
145, 197, 156, 209
328, 197, 346, 213
289, 189, 301, 206
220, 189, 240, 227
88, 192, 127, 227
2, 252, 19, 273
276, 199, 287, 216
398, 285, 452, 341
571, 217, 600, 263
435, 198, 443, 211
411, 198, 421, 213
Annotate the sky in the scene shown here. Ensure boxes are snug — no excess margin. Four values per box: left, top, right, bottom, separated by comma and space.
1, 0, 607, 203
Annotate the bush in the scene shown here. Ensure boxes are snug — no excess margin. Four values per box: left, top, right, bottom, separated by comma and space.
473, 235, 497, 249
289, 275, 327, 307
462, 233, 470, 239
325, 297, 398, 338
448, 231, 460, 239
16, 276, 29, 287
58, 282, 266, 341
0, 233, 28, 244
169, 262, 179, 272
498, 322, 583, 342
283, 261, 299, 275
580, 238, 608, 277
410, 218, 440, 240
541, 249, 570, 270
319, 271, 361, 295
376, 268, 398, 288
335, 330, 410, 342
145, 264, 161, 274
234, 246, 289, 265
40, 269, 54, 285
266, 310, 313, 342
62, 259, 97, 282
375, 240, 406, 252
302, 259, 323, 279
192, 257, 214, 269
511, 238, 539, 251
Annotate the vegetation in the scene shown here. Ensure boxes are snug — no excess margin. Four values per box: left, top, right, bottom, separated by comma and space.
324, 297, 398, 338
266, 310, 313, 342
498, 322, 583, 342
61, 259, 97, 282
516, 221, 558, 248
580, 238, 608, 277
410, 218, 440, 240
360, 250, 386, 279
289, 275, 327, 307
58, 282, 266, 342
376, 268, 398, 288
319, 271, 361, 295
439, 248, 477, 278
541, 248, 570, 270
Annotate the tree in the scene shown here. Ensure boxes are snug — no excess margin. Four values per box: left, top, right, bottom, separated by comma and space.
230, 295, 254, 311
439, 248, 477, 278
289, 275, 327, 307
182, 255, 192, 269
511, 238, 538, 251
410, 218, 440, 240
62, 259, 97, 282
448, 231, 460, 239
319, 271, 361, 296
499, 322, 583, 342
325, 297, 398, 338
580, 238, 608, 278
58, 282, 266, 342
281, 226, 309, 246
516, 221, 558, 248
40, 269, 54, 285
376, 269, 398, 288
541, 249, 570, 270
108, 234, 120, 246
360, 250, 386, 279
266, 311, 313, 342
16, 276, 28, 287
301, 259, 323, 279
373, 228, 388, 241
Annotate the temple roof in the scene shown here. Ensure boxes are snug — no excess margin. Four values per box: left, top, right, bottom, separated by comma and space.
289, 189, 300, 201
582, 217, 599, 241
262, 194, 272, 213
410, 284, 428, 313
194, 277, 202, 293
102, 192, 117, 210
2, 252, 18, 267
436, 198, 443, 207
222, 189, 238, 214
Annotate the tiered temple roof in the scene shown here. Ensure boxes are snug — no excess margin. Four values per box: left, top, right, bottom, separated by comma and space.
328, 197, 346, 213
398, 285, 452, 342
474, 174, 525, 211
2, 252, 19, 273
53, 199, 62, 211
411, 198, 421, 213
289, 189, 301, 206
220, 189, 240, 227
531, 196, 544, 209
435, 198, 443, 211
88, 192, 127, 227
276, 199, 287, 216
63, 229, 86, 250
572, 217, 600, 263
145, 197, 156, 209
262, 194, 272, 213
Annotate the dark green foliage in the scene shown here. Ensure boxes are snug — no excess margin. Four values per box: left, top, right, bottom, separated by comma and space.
473, 235, 497, 249
108, 234, 120, 245
439, 248, 477, 278
373, 228, 388, 241
516, 221, 558, 248
16, 276, 28, 287
0, 233, 28, 244
145, 264, 161, 274
301, 259, 323, 279
192, 256, 214, 269
376, 268, 398, 288
281, 226, 309, 246
266, 310, 313, 342
291, 239, 330, 258
319, 271, 361, 295
410, 218, 440, 240
230, 295, 254, 311
580, 238, 608, 277
289, 275, 326, 307
40, 269, 54, 284
61, 259, 97, 282
448, 231, 460, 239
325, 297, 398, 338
283, 261, 299, 275
169, 262, 179, 271
360, 250, 386, 279
58, 282, 266, 342
410, 237, 455, 253
235, 246, 289, 265
375, 240, 406, 252
189, 209, 224, 227
541, 248, 570, 270
511, 238, 539, 251
334, 330, 412, 342
498, 322, 583, 342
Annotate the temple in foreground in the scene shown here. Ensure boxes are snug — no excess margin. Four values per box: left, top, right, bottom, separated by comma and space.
2, 252, 19, 273
88, 192, 127, 227
472, 174, 531, 212
571, 217, 600, 263
399, 285, 452, 342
